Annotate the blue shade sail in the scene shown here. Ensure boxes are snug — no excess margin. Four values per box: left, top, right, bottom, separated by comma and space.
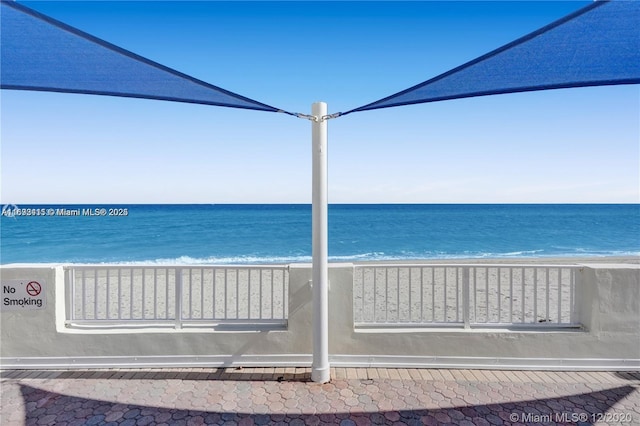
344, 0, 640, 115
0, 1, 289, 113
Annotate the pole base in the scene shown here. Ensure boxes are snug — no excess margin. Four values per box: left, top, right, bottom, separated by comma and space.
311, 365, 330, 383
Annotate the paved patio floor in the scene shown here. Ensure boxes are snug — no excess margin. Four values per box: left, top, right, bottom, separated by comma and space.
1, 368, 639, 425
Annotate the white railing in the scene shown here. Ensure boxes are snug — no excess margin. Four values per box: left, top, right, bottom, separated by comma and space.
65, 265, 289, 329
353, 264, 580, 329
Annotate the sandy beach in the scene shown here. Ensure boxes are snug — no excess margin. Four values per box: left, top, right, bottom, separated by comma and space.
353, 264, 576, 325
69, 266, 289, 324
64, 256, 639, 327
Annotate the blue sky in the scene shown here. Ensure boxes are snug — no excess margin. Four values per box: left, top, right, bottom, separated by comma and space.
2, 1, 638, 204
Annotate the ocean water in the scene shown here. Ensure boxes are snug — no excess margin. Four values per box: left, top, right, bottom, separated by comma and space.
1, 204, 638, 264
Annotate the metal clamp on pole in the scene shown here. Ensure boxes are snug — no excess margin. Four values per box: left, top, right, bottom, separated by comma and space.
321, 112, 342, 121
295, 111, 341, 122
295, 112, 318, 122
311, 101, 330, 384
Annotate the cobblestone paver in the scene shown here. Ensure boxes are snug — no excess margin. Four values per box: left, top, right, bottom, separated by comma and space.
1, 368, 638, 425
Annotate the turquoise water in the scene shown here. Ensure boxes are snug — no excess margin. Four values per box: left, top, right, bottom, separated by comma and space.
1, 204, 638, 264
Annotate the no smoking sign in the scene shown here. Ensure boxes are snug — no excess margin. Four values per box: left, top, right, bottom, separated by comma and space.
1, 279, 46, 311
26, 281, 41, 296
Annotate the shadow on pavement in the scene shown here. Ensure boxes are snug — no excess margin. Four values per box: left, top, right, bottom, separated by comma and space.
10, 379, 638, 425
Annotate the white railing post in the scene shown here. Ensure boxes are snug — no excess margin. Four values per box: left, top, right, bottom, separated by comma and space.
462, 267, 470, 329
66, 267, 74, 324
175, 268, 183, 329
571, 267, 579, 325
311, 101, 330, 383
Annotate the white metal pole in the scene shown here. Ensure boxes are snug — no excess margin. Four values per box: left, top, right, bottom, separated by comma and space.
311, 101, 330, 383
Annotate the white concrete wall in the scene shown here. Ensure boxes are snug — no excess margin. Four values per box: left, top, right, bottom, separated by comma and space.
1, 262, 638, 370
328, 263, 639, 370
0, 265, 314, 368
